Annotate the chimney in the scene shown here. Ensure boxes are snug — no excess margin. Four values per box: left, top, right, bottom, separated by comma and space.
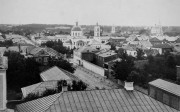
176, 66, 180, 81
0, 55, 8, 111
62, 80, 68, 92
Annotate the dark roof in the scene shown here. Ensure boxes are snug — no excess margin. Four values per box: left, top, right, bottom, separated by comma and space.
176, 38, 180, 43
149, 37, 161, 42
153, 43, 173, 48
16, 89, 179, 112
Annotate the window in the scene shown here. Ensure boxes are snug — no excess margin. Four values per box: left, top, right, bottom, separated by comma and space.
44, 57, 48, 62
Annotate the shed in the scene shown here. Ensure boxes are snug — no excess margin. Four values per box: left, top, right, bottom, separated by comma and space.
149, 79, 180, 110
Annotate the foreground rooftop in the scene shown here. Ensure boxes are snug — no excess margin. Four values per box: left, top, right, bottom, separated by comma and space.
16, 89, 179, 112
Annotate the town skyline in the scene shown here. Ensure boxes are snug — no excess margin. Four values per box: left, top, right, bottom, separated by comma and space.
0, 0, 180, 26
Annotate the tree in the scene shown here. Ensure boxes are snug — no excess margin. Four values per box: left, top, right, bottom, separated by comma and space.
136, 49, 144, 60
112, 55, 134, 81
166, 55, 176, 69
48, 57, 75, 73
4, 51, 41, 92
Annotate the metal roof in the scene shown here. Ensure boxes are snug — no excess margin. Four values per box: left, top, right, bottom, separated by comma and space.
16, 89, 180, 112
149, 79, 180, 97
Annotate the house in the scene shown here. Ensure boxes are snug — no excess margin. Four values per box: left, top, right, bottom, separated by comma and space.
123, 45, 137, 57
88, 39, 102, 48
73, 46, 100, 65
28, 47, 63, 65
108, 37, 126, 46
149, 37, 162, 46
152, 43, 173, 54
149, 78, 180, 110
21, 81, 58, 98
95, 50, 118, 68
16, 88, 179, 112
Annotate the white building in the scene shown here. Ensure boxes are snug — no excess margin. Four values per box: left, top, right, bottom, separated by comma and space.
94, 23, 101, 37
71, 22, 83, 37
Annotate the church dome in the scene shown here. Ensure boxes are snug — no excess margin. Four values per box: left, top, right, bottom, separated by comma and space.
71, 26, 82, 31
71, 22, 82, 31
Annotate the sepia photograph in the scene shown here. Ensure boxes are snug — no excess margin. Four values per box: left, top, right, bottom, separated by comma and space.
0, 0, 180, 111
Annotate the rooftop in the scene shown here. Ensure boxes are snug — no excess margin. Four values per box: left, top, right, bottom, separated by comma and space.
149, 79, 180, 97
21, 81, 58, 98
97, 50, 117, 58
153, 43, 173, 49
16, 89, 179, 112
40, 66, 72, 81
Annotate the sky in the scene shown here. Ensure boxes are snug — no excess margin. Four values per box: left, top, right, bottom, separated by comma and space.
0, 0, 180, 26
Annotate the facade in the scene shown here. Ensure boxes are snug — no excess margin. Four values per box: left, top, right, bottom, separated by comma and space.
71, 22, 83, 37
94, 23, 101, 37
111, 25, 116, 33
151, 24, 163, 36
149, 79, 180, 110
0, 54, 8, 111
73, 46, 100, 65
95, 50, 118, 67
152, 43, 173, 54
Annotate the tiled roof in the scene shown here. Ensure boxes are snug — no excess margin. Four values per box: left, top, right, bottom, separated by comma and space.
21, 81, 58, 98
16, 93, 62, 112
16, 89, 180, 112
40, 66, 72, 81
149, 79, 180, 97
153, 43, 173, 48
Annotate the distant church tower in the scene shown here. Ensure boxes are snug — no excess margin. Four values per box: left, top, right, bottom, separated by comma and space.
0, 52, 8, 111
94, 23, 100, 37
111, 25, 116, 33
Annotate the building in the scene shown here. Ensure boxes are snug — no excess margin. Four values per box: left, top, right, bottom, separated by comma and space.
73, 46, 100, 65
94, 23, 101, 37
151, 24, 163, 36
111, 25, 116, 33
95, 50, 118, 68
16, 88, 179, 112
0, 53, 8, 111
149, 78, 180, 110
108, 37, 126, 46
21, 81, 58, 98
71, 22, 83, 37
123, 45, 137, 57
152, 43, 173, 54
149, 37, 162, 46
28, 47, 63, 65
